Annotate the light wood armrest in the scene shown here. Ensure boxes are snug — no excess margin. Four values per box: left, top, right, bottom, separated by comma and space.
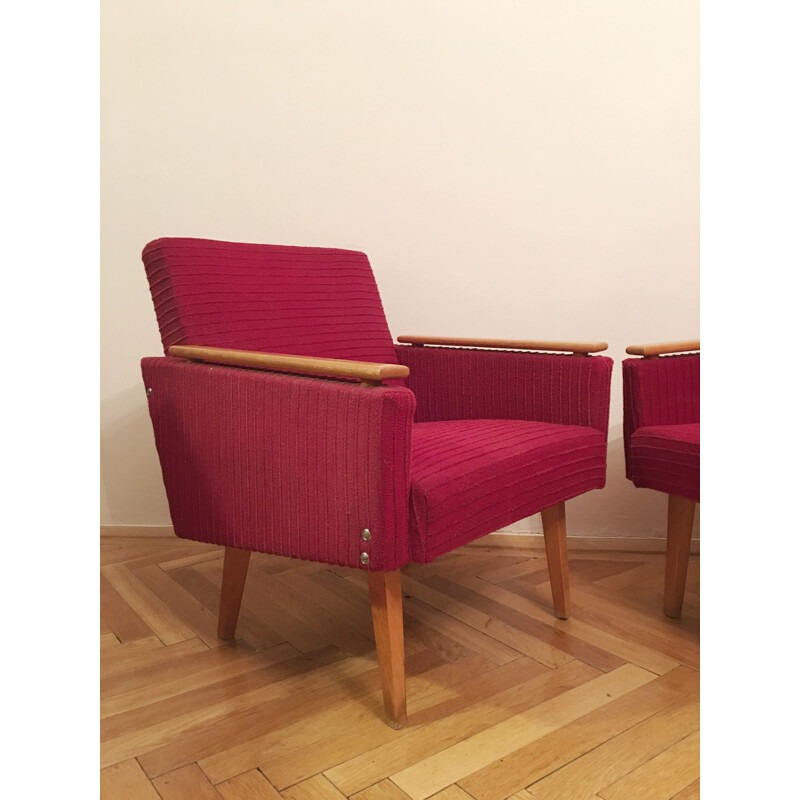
167, 345, 410, 385
625, 340, 700, 357
396, 335, 608, 355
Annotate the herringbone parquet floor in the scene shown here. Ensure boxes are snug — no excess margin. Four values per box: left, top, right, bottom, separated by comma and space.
100, 535, 700, 800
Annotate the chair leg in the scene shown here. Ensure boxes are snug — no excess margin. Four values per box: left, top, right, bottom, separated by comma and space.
541, 501, 571, 619
367, 570, 407, 729
218, 547, 251, 640
663, 494, 696, 618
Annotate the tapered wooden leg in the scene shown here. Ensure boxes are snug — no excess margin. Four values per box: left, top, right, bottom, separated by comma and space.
367, 570, 407, 729
541, 502, 571, 619
664, 495, 696, 618
217, 547, 251, 640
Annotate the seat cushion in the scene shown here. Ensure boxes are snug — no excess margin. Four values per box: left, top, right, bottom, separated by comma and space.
628, 423, 700, 502
408, 419, 608, 563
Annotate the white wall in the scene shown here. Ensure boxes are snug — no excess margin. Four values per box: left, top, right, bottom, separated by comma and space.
101, 0, 699, 539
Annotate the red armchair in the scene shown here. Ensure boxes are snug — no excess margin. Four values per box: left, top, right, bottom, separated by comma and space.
623, 341, 700, 618
140, 237, 613, 727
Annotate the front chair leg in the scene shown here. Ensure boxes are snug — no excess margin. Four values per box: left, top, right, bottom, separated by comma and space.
541, 501, 571, 619
367, 570, 407, 729
663, 495, 696, 618
218, 546, 251, 640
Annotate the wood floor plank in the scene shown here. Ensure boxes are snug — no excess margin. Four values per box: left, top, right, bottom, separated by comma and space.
102, 638, 214, 701
100, 573, 154, 642
505, 576, 699, 670
100, 539, 699, 799
400, 593, 521, 665
402, 575, 575, 669
525, 687, 699, 800
671, 778, 700, 799
459, 666, 698, 800
323, 660, 595, 797
424, 575, 624, 672
458, 577, 679, 675
262, 656, 553, 791
123, 647, 381, 775
101, 636, 190, 680
281, 775, 347, 800
391, 664, 657, 800
216, 769, 284, 799
428, 787, 476, 800
350, 779, 415, 800
100, 758, 161, 799
159, 549, 225, 571
184, 650, 438, 784
597, 729, 700, 800
132, 563, 224, 647
151, 764, 224, 799
102, 642, 297, 721
102, 563, 197, 645
134, 646, 349, 778
205, 560, 333, 654
169, 565, 285, 651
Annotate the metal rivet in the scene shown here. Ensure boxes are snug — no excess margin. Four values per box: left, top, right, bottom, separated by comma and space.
360, 552, 370, 565
146, 387, 153, 397
361, 528, 371, 541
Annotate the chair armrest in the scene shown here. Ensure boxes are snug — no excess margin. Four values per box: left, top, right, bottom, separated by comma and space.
142, 356, 416, 571
397, 335, 608, 355
395, 344, 612, 434
167, 345, 409, 385
625, 340, 700, 357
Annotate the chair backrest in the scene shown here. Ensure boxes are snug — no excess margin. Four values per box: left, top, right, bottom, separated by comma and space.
142, 237, 399, 365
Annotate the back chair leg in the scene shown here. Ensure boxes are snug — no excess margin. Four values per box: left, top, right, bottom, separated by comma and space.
367, 570, 407, 729
218, 547, 252, 640
541, 501, 571, 619
663, 495, 696, 618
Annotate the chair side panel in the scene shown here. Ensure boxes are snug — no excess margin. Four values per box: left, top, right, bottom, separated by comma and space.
141, 357, 415, 571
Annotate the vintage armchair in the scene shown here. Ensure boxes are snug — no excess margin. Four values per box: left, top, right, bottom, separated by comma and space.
622, 341, 700, 618
140, 237, 613, 727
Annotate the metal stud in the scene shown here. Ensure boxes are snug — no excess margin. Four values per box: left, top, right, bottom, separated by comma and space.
360, 552, 370, 565
361, 528, 372, 542
146, 387, 153, 397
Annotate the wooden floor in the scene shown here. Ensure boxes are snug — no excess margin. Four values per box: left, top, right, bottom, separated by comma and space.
100, 535, 700, 800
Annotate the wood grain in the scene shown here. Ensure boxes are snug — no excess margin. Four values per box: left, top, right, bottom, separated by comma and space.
99, 537, 699, 799
167, 345, 409, 383
396, 335, 608, 354
625, 340, 699, 357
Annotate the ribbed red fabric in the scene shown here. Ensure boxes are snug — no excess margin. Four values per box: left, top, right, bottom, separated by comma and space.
408, 420, 608, 562
141, 357, 416, 571
623, 354, 700, 501
628, 424, 700, 502
142, 238, 399, 366
395, 346, 613, 434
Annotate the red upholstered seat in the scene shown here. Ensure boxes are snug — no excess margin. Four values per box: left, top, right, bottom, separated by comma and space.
628, 423, 699, 503
409, 420, 607, 562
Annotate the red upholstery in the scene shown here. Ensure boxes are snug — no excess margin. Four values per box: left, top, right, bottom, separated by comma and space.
141, 237, 613, 572
623, 354, 700, 502
141, 357, 416, 571
408, 420, 608, 562
396, 344, 612, 433
142, 238, 399, 366
628, 423, 699, 503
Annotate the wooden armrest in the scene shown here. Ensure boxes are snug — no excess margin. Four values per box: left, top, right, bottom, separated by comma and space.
396, 335, 608, 355
625, 340, 700, 357
167, 345, 410, 385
